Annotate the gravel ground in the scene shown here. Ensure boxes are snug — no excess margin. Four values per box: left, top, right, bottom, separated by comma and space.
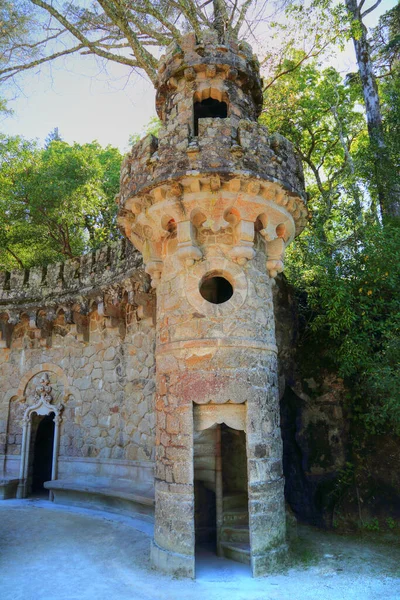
1, 499, 399, 600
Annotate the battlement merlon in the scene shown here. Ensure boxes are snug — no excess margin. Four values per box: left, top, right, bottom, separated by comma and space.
0, 239, 148, 309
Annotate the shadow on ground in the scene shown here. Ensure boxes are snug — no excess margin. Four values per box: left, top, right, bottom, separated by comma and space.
0, 499, 399, 600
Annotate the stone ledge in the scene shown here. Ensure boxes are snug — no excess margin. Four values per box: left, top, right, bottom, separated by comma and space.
45, 476, 155, 519
0, 478, 19, 500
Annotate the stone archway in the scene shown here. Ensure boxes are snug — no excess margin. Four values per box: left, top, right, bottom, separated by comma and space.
193, 404, 249, 566
17, 374, 63, 499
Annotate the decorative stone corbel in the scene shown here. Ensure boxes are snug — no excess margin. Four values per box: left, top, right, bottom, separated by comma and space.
145, 260, 163, 288
184, 67, 196, 81
45, 308, 57, 323
27, 311, 41, 339
61, 307, 74, 325
229, 219, 256, 265
27, 312, 38, 329
137, 303, 154, 324
259, 223, 278, 243
266, 237, 285, 278
176, 220, 202, 267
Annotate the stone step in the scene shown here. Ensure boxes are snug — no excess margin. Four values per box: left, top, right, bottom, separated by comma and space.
223, 508, 249, 526
220, 541, 251, 565
223, 492, 248, 511
221, 525, 250, 544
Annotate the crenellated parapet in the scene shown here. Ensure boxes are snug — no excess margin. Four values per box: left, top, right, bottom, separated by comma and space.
118, 120, 306, 220
155, 30, 263, 122
117, 31, 307, 289
0, 239, 140, 302
0, 239, 154, 349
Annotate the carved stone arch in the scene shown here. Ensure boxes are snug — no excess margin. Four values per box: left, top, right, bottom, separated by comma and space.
3, 388, 19, 406
17, 372, 64, 498
17, 363, 69, 401
193, 87, 229, 106
193, 87, 229, 136
193, 403, 246, 432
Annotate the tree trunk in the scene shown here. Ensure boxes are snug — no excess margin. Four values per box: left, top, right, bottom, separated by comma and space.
213, 0, 228, 40
345, 0, 400, 220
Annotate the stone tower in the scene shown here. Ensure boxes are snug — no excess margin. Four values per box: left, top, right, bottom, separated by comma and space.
117, 30, 307, 578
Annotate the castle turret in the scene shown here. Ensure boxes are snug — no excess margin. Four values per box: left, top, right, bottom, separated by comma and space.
117, 30, 307, 578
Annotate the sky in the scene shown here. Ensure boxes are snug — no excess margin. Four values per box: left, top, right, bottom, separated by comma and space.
0, 0, 396, 153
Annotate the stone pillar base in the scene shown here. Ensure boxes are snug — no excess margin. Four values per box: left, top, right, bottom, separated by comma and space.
251, 544, 288, 577
16, 481, 26, 499
150, 541, 195, 578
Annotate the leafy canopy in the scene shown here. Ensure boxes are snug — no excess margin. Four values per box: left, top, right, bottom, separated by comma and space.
0, 135, 122, 270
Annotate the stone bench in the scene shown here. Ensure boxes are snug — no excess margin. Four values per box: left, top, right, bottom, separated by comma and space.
0, 478, 19, 500
44, 477, 155, 520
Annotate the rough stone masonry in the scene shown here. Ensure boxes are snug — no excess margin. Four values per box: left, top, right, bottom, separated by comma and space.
0, 29, 307, 579
117, 30, 307, 577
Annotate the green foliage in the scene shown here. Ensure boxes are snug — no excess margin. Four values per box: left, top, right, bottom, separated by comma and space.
262, 49, 400, 436
331, 462, 355, 501
0, 135, 122, 270
363, 517, 380, 532
286, 204, 400, 435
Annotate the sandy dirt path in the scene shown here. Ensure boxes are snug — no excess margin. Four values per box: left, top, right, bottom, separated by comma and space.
0, 499, 399, 600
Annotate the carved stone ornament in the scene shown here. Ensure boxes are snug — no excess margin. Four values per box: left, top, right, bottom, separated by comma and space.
33, 373, 54, 405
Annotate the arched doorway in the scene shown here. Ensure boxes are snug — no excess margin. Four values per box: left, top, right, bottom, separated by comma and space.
193, 404, 250, 567
16, 373, 63, 499
30, 413, 55, 495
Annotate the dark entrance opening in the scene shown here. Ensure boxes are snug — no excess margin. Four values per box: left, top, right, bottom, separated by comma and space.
194, 422, 250, 573
199, 275, 233, 304
194, 480, 217, 551
194, 97, 228, 136
220, 425, 250, 566
194, 427, 217, 555
31, 413, 55, 495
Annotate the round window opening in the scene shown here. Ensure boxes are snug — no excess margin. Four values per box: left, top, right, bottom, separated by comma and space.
199, 275, 234, 304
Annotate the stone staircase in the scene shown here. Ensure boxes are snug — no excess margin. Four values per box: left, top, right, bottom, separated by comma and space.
220, 492, 250, 565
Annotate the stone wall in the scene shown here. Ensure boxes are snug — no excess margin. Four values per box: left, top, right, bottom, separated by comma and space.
0, 240, 156, 491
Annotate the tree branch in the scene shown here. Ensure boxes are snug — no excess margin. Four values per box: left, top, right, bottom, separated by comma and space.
232, 0, 252, 37
5, 247, 24, 269
30, 0, 151, 78
0, 43, 85, 81
361, 0, 382, 19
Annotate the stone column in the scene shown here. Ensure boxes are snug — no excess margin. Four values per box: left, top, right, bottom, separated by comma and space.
150, 262, 195, 578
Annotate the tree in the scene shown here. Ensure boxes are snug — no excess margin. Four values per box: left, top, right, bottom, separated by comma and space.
344, 0, 400, 219
0, 135, 122, 270
262, 54, 400, 434
0, 0, 262, 86
261, 60, 367, 235
44, 127, 62, 148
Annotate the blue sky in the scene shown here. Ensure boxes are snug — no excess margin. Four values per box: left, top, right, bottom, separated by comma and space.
1, 0, 396, 153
